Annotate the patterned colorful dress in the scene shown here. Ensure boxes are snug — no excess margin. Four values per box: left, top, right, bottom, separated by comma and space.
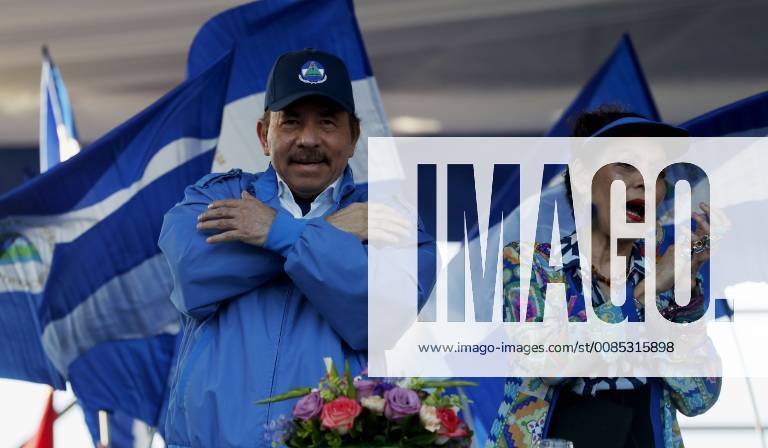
488, 230, 721, 447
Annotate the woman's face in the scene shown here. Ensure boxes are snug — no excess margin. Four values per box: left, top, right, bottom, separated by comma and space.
591, 162, 667, 236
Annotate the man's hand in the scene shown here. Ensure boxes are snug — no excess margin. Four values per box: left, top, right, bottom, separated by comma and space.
197, 191, 276, 245
326, 202, 410, 244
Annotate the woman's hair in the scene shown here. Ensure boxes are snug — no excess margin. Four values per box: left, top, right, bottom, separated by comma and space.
568, 106, 646, 137
563, 106, 648, 207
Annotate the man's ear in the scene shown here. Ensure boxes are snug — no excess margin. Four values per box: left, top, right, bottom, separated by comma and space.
257, 118, 270, 156
349, 120, 361, 156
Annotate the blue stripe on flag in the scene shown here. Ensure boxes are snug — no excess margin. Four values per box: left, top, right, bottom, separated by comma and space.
0, 292, 64, 386
50, 64, 79, 143
68, 334, 179, 426
44, 91, 61, 168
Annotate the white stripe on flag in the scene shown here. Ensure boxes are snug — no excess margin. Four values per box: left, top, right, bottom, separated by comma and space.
41, 253, 180, 374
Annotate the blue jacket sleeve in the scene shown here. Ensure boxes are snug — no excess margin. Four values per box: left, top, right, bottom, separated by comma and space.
158, 177, 283, 320
263, 211, 436, 351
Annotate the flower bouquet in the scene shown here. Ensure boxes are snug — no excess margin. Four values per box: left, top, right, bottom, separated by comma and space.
257, 358, 476, 447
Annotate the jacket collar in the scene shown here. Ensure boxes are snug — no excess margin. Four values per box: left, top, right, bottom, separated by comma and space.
250, 164, 356, 205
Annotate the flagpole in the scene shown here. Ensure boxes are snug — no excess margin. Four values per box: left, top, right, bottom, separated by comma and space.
98, 410, 110, 448
39, 44, 50, 172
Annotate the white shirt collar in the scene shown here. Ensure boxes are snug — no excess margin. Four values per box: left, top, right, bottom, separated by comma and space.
274, 170, 344, 219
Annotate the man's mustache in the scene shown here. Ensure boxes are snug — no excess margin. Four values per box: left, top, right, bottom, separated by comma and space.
288, 149, 329, 164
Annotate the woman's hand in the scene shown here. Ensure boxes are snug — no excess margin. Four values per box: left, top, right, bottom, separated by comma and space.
654, 202, 711, 293
326, 202, 410, 244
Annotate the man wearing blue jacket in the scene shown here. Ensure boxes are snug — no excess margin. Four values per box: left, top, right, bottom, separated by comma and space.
159, 49, 435, 447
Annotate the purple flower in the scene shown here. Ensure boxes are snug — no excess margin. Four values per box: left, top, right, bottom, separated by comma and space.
354, 380, 377, 400
383, 387, 421, 420
292, 391, 323, 421
263, 415, 294, 444
373, 382, 396, 396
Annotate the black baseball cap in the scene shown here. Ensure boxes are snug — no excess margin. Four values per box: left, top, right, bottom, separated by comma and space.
264, 48, 355, 114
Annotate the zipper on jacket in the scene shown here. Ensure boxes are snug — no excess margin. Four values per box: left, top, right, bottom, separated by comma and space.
265, 284, 293, 424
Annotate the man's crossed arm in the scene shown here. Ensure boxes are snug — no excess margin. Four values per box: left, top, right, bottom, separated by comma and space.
196, 190, 409, 245
159, 181, 432, 350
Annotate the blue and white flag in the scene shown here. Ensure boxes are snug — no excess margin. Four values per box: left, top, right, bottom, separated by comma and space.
0, 0, 387, 443
39, 46, 81, 173
38, 48, 152, 448
0, 49, 233, 429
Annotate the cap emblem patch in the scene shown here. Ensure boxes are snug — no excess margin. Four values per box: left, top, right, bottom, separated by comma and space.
298, 60, 327, 84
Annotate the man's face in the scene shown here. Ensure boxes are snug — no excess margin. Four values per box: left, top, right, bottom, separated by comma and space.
258, 96, 358, 200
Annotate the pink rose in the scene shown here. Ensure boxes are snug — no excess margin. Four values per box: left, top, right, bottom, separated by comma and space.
320, 397, 362, 434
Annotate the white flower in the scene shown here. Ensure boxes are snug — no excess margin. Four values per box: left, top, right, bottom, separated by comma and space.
419, 405, 441, 433
323, 357, 333, 375
361, 396, 386, 414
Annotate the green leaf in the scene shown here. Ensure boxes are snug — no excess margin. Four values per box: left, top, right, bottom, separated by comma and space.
254, 387, 313, 404
320, 387, 335, 402
326, 357, 339, 381
343, 360, 356, 399
419, 380, 478, 388
324, 430, 342, 447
